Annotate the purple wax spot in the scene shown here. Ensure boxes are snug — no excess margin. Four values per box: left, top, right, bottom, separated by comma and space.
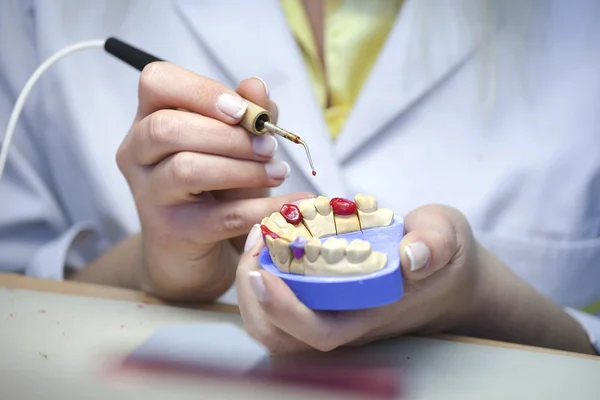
290, 236, 308, 259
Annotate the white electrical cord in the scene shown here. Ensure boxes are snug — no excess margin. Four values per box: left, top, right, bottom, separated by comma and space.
0, 39, 106, 181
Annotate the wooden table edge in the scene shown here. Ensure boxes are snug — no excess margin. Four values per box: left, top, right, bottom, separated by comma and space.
1, 273, 598, 361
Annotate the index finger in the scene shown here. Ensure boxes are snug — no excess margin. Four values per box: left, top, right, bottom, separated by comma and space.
136, 61, 247, 123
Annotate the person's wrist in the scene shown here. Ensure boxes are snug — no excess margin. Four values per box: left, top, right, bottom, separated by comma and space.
409, 242, 488, 336
445, 241, 541, 343
444, 242, 506, 336
139, 239, 237, 302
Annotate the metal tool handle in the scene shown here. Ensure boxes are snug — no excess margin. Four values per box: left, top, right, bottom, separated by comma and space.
240, 100, 272, 135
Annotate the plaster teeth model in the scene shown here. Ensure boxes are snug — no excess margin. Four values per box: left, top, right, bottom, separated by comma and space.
321, 237, 347, 263
354, 193, 394, 230
301, 196, 337, 238
288, 235, 307, 275
261, 209, 311, 243
331, 197, 361, 234
259, 195, 395, 277
354, 193, 377, 212
264, 235, 292, 273
303, 237, 387, 276
304, 237, 321, 262
346, 238, 371, 263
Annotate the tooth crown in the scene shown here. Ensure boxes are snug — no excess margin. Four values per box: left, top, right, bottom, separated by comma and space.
314, 196, 332, 215
346, 239, 371, 263
261, 194, 394, 276
299, 199, 317, 220
355, 194, 378, 212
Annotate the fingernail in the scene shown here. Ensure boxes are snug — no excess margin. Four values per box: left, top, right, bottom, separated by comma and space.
252, 76, 270, 97
217, 93, 248, 119
265, 159, 290, 180
244, 224, 262, 252
252, 134, 278, 157
248, 271, 267, 302
405, 242, 430, 271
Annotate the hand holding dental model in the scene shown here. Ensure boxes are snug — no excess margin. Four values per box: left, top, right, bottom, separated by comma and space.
0, 37, 318, 299
237, 204, 598, 354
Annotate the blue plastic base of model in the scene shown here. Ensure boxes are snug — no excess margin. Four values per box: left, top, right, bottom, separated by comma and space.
259, 215, 405, 311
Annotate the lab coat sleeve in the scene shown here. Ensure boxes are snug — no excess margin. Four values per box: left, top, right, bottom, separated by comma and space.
564, 308, 600, 354
0, 0, 108, 279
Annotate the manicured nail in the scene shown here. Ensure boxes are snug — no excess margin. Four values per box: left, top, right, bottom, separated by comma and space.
244, 224, 262, 252
265, 159, 290, 180
252, 76, 270, 97
217, 93, 248, 119
248, 271, 266, 302
405, 242, 430, 271
252, 134, 278, 157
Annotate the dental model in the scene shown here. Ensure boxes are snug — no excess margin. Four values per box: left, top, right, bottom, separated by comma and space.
260, 194, 394, 277
257, 194, 405, 311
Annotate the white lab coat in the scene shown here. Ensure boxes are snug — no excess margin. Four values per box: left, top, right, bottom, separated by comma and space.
1, 0, 599, 351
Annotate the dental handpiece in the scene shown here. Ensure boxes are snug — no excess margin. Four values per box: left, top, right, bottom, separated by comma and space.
104, 38, 316, 176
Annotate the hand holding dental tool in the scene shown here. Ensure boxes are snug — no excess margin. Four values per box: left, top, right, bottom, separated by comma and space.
0, 36, 314, 300
0, 37, 316, 181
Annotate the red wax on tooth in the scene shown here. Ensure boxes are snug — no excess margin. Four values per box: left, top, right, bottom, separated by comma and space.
330, 197, 357, 216
260, 224, 280, 239
280, 204, 303, 225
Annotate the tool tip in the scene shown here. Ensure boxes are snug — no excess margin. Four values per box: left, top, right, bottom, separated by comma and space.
296, 138, 316, 177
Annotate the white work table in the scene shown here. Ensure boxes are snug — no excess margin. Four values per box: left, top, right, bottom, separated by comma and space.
1, 273, 599, 399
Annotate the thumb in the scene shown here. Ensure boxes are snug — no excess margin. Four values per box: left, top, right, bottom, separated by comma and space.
398, 205, 468, 281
